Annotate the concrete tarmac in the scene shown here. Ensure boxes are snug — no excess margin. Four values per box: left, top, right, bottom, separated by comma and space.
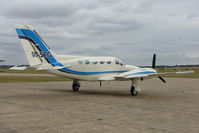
0, 78, 199, 133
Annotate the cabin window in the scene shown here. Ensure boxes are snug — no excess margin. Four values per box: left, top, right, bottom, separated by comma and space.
92, 61, 97, 64
100, 61, 105, 64
78, 60, 83, 64
106, 61, 111, 64
84, 60, 90, 64
115, 60, 120, 65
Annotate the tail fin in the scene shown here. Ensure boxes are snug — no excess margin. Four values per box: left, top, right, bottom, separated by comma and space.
14, 24, 58, 67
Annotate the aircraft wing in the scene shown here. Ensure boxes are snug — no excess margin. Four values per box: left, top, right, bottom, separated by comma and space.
149, 71, 194, 77
114, 70, 194, 80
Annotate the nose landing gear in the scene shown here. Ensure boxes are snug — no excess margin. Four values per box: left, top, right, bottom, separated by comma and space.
131, 85, 138, 96
130, 80, 140, 96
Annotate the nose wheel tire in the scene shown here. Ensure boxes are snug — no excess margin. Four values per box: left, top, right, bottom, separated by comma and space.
131, 85, 138, 96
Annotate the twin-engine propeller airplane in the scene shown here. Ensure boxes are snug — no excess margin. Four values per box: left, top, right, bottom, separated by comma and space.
14, 24, 194, 96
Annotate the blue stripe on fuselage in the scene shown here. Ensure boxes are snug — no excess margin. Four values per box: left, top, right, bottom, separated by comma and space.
59, 68, 128, 75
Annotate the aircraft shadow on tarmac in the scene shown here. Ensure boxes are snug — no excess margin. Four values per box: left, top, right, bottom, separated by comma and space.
3, 88, 179, 101
49, 88, 178, 100
51, 89, 131, 97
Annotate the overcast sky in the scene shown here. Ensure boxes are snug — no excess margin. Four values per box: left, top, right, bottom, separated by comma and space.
0, 0, 199, 66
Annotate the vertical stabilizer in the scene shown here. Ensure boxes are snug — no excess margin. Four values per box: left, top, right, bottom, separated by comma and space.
15, 24, 42, 66
14, 24, 58, 67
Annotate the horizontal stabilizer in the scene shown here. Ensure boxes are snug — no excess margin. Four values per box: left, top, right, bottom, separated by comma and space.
9, 66, 27, 70
36, 64, 70, 70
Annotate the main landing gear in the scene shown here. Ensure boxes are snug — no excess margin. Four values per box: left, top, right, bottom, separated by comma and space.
72, 79, 80, 92
72, 79, 140, 96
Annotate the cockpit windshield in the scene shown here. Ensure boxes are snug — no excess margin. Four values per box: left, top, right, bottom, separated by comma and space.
115, 59, 125, 66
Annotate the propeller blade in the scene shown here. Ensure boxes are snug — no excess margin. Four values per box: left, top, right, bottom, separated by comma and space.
159, 76, 166, 83
152, 54, 156, 69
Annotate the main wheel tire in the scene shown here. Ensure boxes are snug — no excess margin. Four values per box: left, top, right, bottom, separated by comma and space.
72, 80, 80, 92
72, 84, 79, 92
131, 85, 138, 96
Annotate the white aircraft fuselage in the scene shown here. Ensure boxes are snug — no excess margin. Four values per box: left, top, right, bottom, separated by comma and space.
47, 55, 154, 81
